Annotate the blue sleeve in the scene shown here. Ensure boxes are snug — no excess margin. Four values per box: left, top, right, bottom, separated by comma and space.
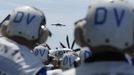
36, 68, 47, 75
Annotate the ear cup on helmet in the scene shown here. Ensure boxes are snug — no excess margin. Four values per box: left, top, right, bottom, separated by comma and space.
74, 20, 88, 47
39, 27, 49, 44
0, 21, 10, 36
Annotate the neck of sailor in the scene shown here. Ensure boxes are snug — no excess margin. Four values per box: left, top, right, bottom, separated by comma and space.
8, 36, 37, 50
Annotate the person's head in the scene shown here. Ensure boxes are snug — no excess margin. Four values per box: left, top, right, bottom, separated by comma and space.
79, 47, 91, 64
0, 6, 51, 48
74, 0, 134, 52
33, 45, 49, 64
60, 52, 80, 70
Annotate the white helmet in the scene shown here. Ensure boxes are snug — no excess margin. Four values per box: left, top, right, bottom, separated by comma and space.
33, 45, 49, 63
79, 47, 91, 63
60, 52, 79, 70
75, 0, 134, 50
2, 6, 49, 43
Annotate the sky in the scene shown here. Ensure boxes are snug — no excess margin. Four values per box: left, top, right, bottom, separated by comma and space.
0, 0, 134, 49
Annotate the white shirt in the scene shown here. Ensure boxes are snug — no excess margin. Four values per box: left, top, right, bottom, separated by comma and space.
63, 62, 134, 75
47, 69, 62, 75
62, 51, 134, 75
0, 37, 45, 75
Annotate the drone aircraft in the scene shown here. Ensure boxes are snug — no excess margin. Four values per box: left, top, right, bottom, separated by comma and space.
51, 23, 66, 26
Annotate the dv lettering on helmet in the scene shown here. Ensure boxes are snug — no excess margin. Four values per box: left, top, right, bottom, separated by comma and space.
34, 49, 46, 57
13, 11, 36, 25
94, 7, 125, 27
84, 51, 91, 59
63, 56, 71, 67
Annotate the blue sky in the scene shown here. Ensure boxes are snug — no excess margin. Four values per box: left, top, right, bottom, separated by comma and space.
0, 0, 133, 49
